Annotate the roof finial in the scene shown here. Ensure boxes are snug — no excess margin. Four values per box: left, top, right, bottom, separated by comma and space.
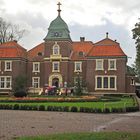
57, 2, 62, 16
106, 32, 109, 38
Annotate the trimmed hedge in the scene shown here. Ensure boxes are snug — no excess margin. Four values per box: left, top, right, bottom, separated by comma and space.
0, 104, 139, 113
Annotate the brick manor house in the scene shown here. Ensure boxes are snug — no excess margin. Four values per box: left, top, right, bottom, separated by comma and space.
0, 3, 135, 94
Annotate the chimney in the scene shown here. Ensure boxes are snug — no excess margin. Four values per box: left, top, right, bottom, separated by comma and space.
13, 40, 17, 43
80, 37, 85, 42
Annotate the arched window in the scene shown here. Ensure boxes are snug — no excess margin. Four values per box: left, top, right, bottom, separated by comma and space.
53, 42, 60, 55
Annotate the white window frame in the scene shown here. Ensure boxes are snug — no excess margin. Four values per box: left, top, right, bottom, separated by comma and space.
108, 59, 116, 70
32, 77, 40, 88
0, 76, 12, 89
52, 62, 60, 72
33, 62, 40, 72
53, 42, 60, 55
95, 75, 117, 90
130, 78, 135, 85
96, 59, 104, 70
5, 61, 12, 71
74, 61, 82, 72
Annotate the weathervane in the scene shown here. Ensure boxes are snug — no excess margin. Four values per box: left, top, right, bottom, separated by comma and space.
57, 2, 62, 16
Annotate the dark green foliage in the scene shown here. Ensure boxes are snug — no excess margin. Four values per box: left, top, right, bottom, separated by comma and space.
132, 20, 140, 79
38, 105, 45, 111
13, 75, 27, 97
103, 108, 110, 113
14, 91, 27, 97
71, 106, 78, 112
0, 104, 12, 110
94, 108, 102, 113
47, 106, 53, 111
13, 104, 19, 110
20, 105, 29, 110
126, 106, 139, 112
31, 106, 38, 110
63, 106, 69, 112
79, 107, 93, 113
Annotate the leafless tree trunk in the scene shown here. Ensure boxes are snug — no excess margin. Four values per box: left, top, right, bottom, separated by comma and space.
0, 17, 26, 44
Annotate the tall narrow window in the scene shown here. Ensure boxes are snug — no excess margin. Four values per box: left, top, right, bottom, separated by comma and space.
110, 77, 115, 88
104, 77, 108, 88
33, 62, 40, 72
52, 62, 60, 72
108, 59, 116, 70
96, 59, 103, 70
53, 42, 60, 55
5, 61, 12, 71
131, 78, 135, 85
74, 62, 82, 72
97, 77, 102, 88
32, 77, 40, 88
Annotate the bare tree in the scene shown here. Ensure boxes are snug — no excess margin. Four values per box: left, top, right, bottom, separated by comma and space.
0, 17, 26, 44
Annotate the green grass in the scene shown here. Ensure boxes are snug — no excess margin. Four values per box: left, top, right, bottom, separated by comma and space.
17, 132, 140, 140
0, 97, 137, 110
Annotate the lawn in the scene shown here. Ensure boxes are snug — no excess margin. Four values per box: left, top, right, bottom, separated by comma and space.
17, 132, 140, 140
0, 96, 137, 110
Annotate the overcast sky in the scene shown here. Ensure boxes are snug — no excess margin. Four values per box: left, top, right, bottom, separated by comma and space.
0, 0, 139, 66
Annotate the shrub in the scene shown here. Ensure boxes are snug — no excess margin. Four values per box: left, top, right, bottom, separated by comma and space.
47, 106, 53, 111
126, 106, 139, 112
38, 105, 45, 111
20, 105, 29, 110
14, 90, 27, 98
103, 108, 110, 113
95, 108, 102, 113
32, 106, 38, 110
112, 108, 118, 113
13, 104, 19, 110
71, 106, 78, 112
63, 106, 69, 112
0, 104, 12, 110
112, 108, 124, 113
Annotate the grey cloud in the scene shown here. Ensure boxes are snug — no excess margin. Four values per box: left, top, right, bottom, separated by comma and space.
102, 0, 140, 11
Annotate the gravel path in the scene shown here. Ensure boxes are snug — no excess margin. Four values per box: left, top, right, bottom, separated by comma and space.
0, 110, 140, 140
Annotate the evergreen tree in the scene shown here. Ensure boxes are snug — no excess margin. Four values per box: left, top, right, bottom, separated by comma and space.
132, 19, 140, 80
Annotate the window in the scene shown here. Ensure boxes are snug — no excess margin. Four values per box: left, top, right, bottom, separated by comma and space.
32, 77, 40, 88
0, 76, 12, 89
74, 62, 82, 72
52, 62, 60, 72
96, 59, 103, 70
74, 76, 82, 85
131, 78, 135, 85
5, 61, 12, 71
97, 77, 102, 88
108, 59, 116, 70
0, 61, 1, 71
53, 42, 60, 55
104, 77, 108, 88
95, 76, 116, 90
33, 62, 40, 72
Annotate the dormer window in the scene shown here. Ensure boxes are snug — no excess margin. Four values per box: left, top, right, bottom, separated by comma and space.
38, 52, 43, 56
79, 51, 84, 57
53, 42, 60, 55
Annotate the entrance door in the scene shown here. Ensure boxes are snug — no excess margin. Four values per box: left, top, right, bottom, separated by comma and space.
52, 78, 59, 87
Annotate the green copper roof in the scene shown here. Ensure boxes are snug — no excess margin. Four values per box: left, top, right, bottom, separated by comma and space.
44, 2, 71, 41
48, 16, 69, 31
44, 15, 71, 41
